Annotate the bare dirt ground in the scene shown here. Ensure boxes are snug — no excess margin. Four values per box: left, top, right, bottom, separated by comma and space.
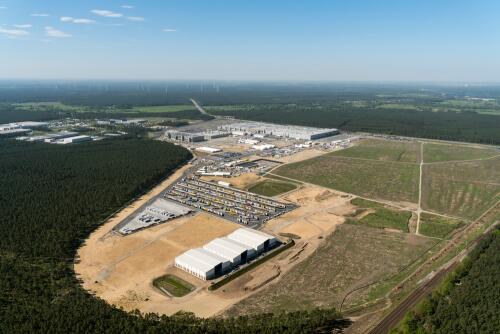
201, 173, 263, 190
276, 148, 327, 164
75, 172, 351, 318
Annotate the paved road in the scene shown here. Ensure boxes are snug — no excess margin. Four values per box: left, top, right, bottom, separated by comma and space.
190, 98, 212, 116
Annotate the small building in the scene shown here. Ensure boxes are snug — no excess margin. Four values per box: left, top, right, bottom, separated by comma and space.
252, 144, 275, 151
174, 248, 232, 280
217, 181, 231, 187
195, 146, 222, 154
57, 135, 92, 144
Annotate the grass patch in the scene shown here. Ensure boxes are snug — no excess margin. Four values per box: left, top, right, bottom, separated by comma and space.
331, 139, 421, 163
130, 105, 195, 113
348, 208, 411, 232
419, 213, 465, 239
350, 198, 385, 209
224, 224, 435, 316
423, 143, 499, 163
248, 179, 297, 197
275, 153, 420, 203
152, 274, 194, 297
422, 157, 500, 219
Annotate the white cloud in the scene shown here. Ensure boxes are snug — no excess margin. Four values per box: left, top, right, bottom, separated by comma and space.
163, 28, 176, 32
13, 24, 32, 29
60, 16, 95, 24
0, 27, 30, 37
127, 16, 144, 22
91, 9, 123, 18
31, 13, 49, 17
121, 5, 134, 9
45, 26, 71, 38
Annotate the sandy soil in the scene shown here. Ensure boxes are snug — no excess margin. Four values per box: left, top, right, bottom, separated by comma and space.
201, 173, 263, 190
75, 169, 352, 318
276, 148, 326, 164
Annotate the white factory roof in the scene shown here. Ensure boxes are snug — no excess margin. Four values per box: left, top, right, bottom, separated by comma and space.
203, 237, 250, 261
195, 146, 222, 153
175, 248, 228, 273
227, 228, 274, 250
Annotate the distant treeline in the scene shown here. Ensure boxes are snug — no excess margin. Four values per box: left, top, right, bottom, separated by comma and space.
209, 106, 500, 144
394, 225, 500, 334
0, 138, 347, 333
0, 103, 212, 124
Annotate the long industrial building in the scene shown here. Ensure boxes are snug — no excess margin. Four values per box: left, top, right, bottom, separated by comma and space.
220, 121, 339, 140
175, 228, 278, 280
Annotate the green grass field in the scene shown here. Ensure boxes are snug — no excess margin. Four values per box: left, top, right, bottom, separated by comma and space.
423, 143, 499, 163
419, 213, 464, 239
349, 198, 412, 232
248, 179, 297, 197
129, 105, 196, 113
275, 152, 420, 203
224, 224, 436, 316
422, 157, 500, 219
152, 274, 194, 297
331, 139, 421, 163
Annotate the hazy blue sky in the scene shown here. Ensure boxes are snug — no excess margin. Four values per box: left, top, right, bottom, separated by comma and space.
1, 0, 500, 81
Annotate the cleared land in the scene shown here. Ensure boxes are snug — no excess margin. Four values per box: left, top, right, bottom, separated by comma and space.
130, 105, 195, 113
248, 179, 297, 197
331, 139, 421, 163
274, 147, 420, 204
423, 143, 499, 163
418, 213, 464, 239
225, 224, 436, 316
348, 198, 412, 233
153, 274, 194, 297
422, 156, 500, 219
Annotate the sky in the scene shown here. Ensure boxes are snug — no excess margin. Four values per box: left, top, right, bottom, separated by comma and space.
1, 0, 500, 81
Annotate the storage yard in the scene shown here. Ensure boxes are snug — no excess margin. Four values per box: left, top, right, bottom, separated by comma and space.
165, 177, 296, 227
116, 198, 193, 235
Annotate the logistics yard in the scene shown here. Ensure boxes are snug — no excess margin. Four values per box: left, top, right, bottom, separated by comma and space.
74, 130, 500, 331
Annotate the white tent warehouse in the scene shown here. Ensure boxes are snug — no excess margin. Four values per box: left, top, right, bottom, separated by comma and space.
174, 248, 231, 280
227, 228, 278, 254
174, 228, 279, 280
203, 237, 254, 266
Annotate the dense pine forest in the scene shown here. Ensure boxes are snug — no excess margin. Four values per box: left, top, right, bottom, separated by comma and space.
394, 226, 500, 334
0, 138, 347, 333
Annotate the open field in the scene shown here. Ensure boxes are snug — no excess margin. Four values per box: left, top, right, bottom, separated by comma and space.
348, 198, 412, 232
423, 143, 499, 163
248, 179, 297, 197
422, 156, 500, 219
153, 274, 194, 297
130, 105, 196, 113
331, 139, 421, 163
224, 223, 436, 316
274, 151, 420, 204
418, 213, 464, 239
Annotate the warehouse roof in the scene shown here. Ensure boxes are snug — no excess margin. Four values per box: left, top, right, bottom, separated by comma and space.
203, 237, 250, 261
227, 228, 274, 249
176, 248, 228, 273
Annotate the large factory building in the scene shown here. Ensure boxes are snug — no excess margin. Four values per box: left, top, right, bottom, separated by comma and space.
174, 248, 231, 280
174, 228, 278, 280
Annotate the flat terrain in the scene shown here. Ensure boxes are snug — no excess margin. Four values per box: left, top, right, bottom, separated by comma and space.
331, 139, 421, 163
130, 105, 195, 113
225, 224, 436, 316
274, 142, 420, 204
248, 179, 297, 197
153, 274, 194, 297
422, 156, 500, 219
423, 143, 499, 163
418, 213, 464, 239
